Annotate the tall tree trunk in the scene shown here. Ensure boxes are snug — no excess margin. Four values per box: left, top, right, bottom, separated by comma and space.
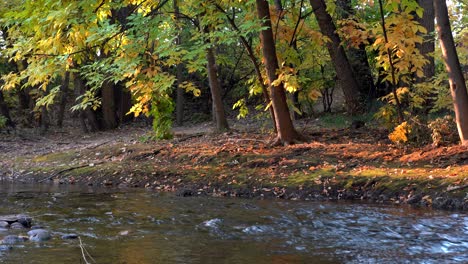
39, 105, 49, 134
214, 4, 277, 131
0, 90, 14, 128
174, 0, 185, 126
434, 0, 468, 145
115, 84, 132, 124
256, 0, 302, 145
337, 0, 376, 104
73, 73, 99, 132
416, 0, 435, 82
206, 46, 229, 131
57, 71, 70, 128
309, 0, 361, 114
416, 0, 435, 113
101, 80, 118, 130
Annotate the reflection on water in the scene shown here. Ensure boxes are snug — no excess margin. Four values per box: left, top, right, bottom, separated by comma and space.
0, 182, 467, 263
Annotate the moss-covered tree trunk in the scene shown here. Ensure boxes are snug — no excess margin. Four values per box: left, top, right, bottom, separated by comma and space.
434, 0, 468, 145
256, 0, 302, 145
309, 0, 361, 114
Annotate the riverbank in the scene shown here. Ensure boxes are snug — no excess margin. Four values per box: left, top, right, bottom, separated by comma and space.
1, 120, 467, 210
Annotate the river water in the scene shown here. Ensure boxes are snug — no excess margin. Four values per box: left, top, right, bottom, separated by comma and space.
0, 182, 467, 263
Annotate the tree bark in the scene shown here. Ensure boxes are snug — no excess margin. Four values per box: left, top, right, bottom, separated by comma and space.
0, 90, 14, 128
434, 0, 468, 145
57, 71, 70, 127
73, 73, 99, 132
206, 46, 229, 132
309, 0, 361, 114
101, 80, 118, 130
337, 0, 376, 103
214, 3, 277, 130
416, 0, 435, 82
256, 0, 301, 145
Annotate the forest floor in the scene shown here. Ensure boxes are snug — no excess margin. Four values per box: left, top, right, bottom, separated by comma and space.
0, 117, 467, 210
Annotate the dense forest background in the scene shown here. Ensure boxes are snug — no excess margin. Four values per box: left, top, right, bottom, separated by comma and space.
0, 0, 467, 146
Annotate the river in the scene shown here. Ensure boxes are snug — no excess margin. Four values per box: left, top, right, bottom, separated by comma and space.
0, 182, 467, 263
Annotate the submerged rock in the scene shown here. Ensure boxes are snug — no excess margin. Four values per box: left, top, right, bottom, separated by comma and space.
10, 222, 26, 229
0, 221, 9, 228
0, 214, 32, 228
61, 234, 79, 240
28, 229, 51, 242
1, 235, 28, 245
0, 244, 12, 251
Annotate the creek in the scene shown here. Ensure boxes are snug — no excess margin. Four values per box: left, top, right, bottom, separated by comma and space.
0, 182, 467, 263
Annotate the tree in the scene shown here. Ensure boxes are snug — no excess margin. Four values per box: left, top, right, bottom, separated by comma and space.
256, 0, 302, 145
206, 44, 229, 132
434, 0, 468, 145
309, 0, 361, 114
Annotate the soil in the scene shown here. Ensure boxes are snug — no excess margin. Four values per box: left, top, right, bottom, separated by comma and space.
1, 119, 467, 211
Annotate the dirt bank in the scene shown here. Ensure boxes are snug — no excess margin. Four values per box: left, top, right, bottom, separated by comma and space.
1, 120, 467, 210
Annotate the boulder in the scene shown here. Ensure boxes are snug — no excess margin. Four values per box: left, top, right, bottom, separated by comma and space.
1, 235, 28, 245
28, 229, 51, 242
0, 215, 32, 228
10, 222, 25, 229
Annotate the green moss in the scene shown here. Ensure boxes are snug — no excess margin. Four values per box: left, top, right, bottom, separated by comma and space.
284, 168, 335, 187
32, 151, 77, 163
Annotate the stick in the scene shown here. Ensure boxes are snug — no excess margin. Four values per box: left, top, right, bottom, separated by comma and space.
79, 237, 91, 264
79, 237, 96, 264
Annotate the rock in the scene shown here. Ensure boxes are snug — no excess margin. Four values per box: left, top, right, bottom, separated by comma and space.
0, 245, 12, 251
28, 229, 51, 242
31, 225, 45, 230
1, 235, 28, 245
17, 216, 32, 228
61, 234, 78, 240
0, 214, 32, 228
10, 222, 25, 229
119, 230, 130, 236
0, 221, 9, 228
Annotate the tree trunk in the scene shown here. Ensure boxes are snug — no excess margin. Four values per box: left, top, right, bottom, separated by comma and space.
434, 0, 468, 145
206, 46, 229, 131
115, 84, 132, 124
0, 90, 14, 128
309, 0, 361, 114
256, 0, 302, 145
174, 0, 185, 126
214, 4, 277, 130
101, 80, 118, 130
57, 71, 70, 128
73, 73, 99, 132
337, 0, 376, 103
416, 0, 435, 82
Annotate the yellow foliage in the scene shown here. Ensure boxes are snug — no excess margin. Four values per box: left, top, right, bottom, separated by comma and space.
389, 122, 411, 144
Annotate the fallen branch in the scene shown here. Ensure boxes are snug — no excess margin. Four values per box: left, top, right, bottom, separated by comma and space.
38, 162, 104, 183
227, 138, 267, 143
79, 237, 96, 264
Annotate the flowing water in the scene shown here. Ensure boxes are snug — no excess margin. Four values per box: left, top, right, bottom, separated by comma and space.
0, 182, 467, 263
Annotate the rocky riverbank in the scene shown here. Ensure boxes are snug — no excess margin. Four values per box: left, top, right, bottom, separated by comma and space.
1, 122, 467, 210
